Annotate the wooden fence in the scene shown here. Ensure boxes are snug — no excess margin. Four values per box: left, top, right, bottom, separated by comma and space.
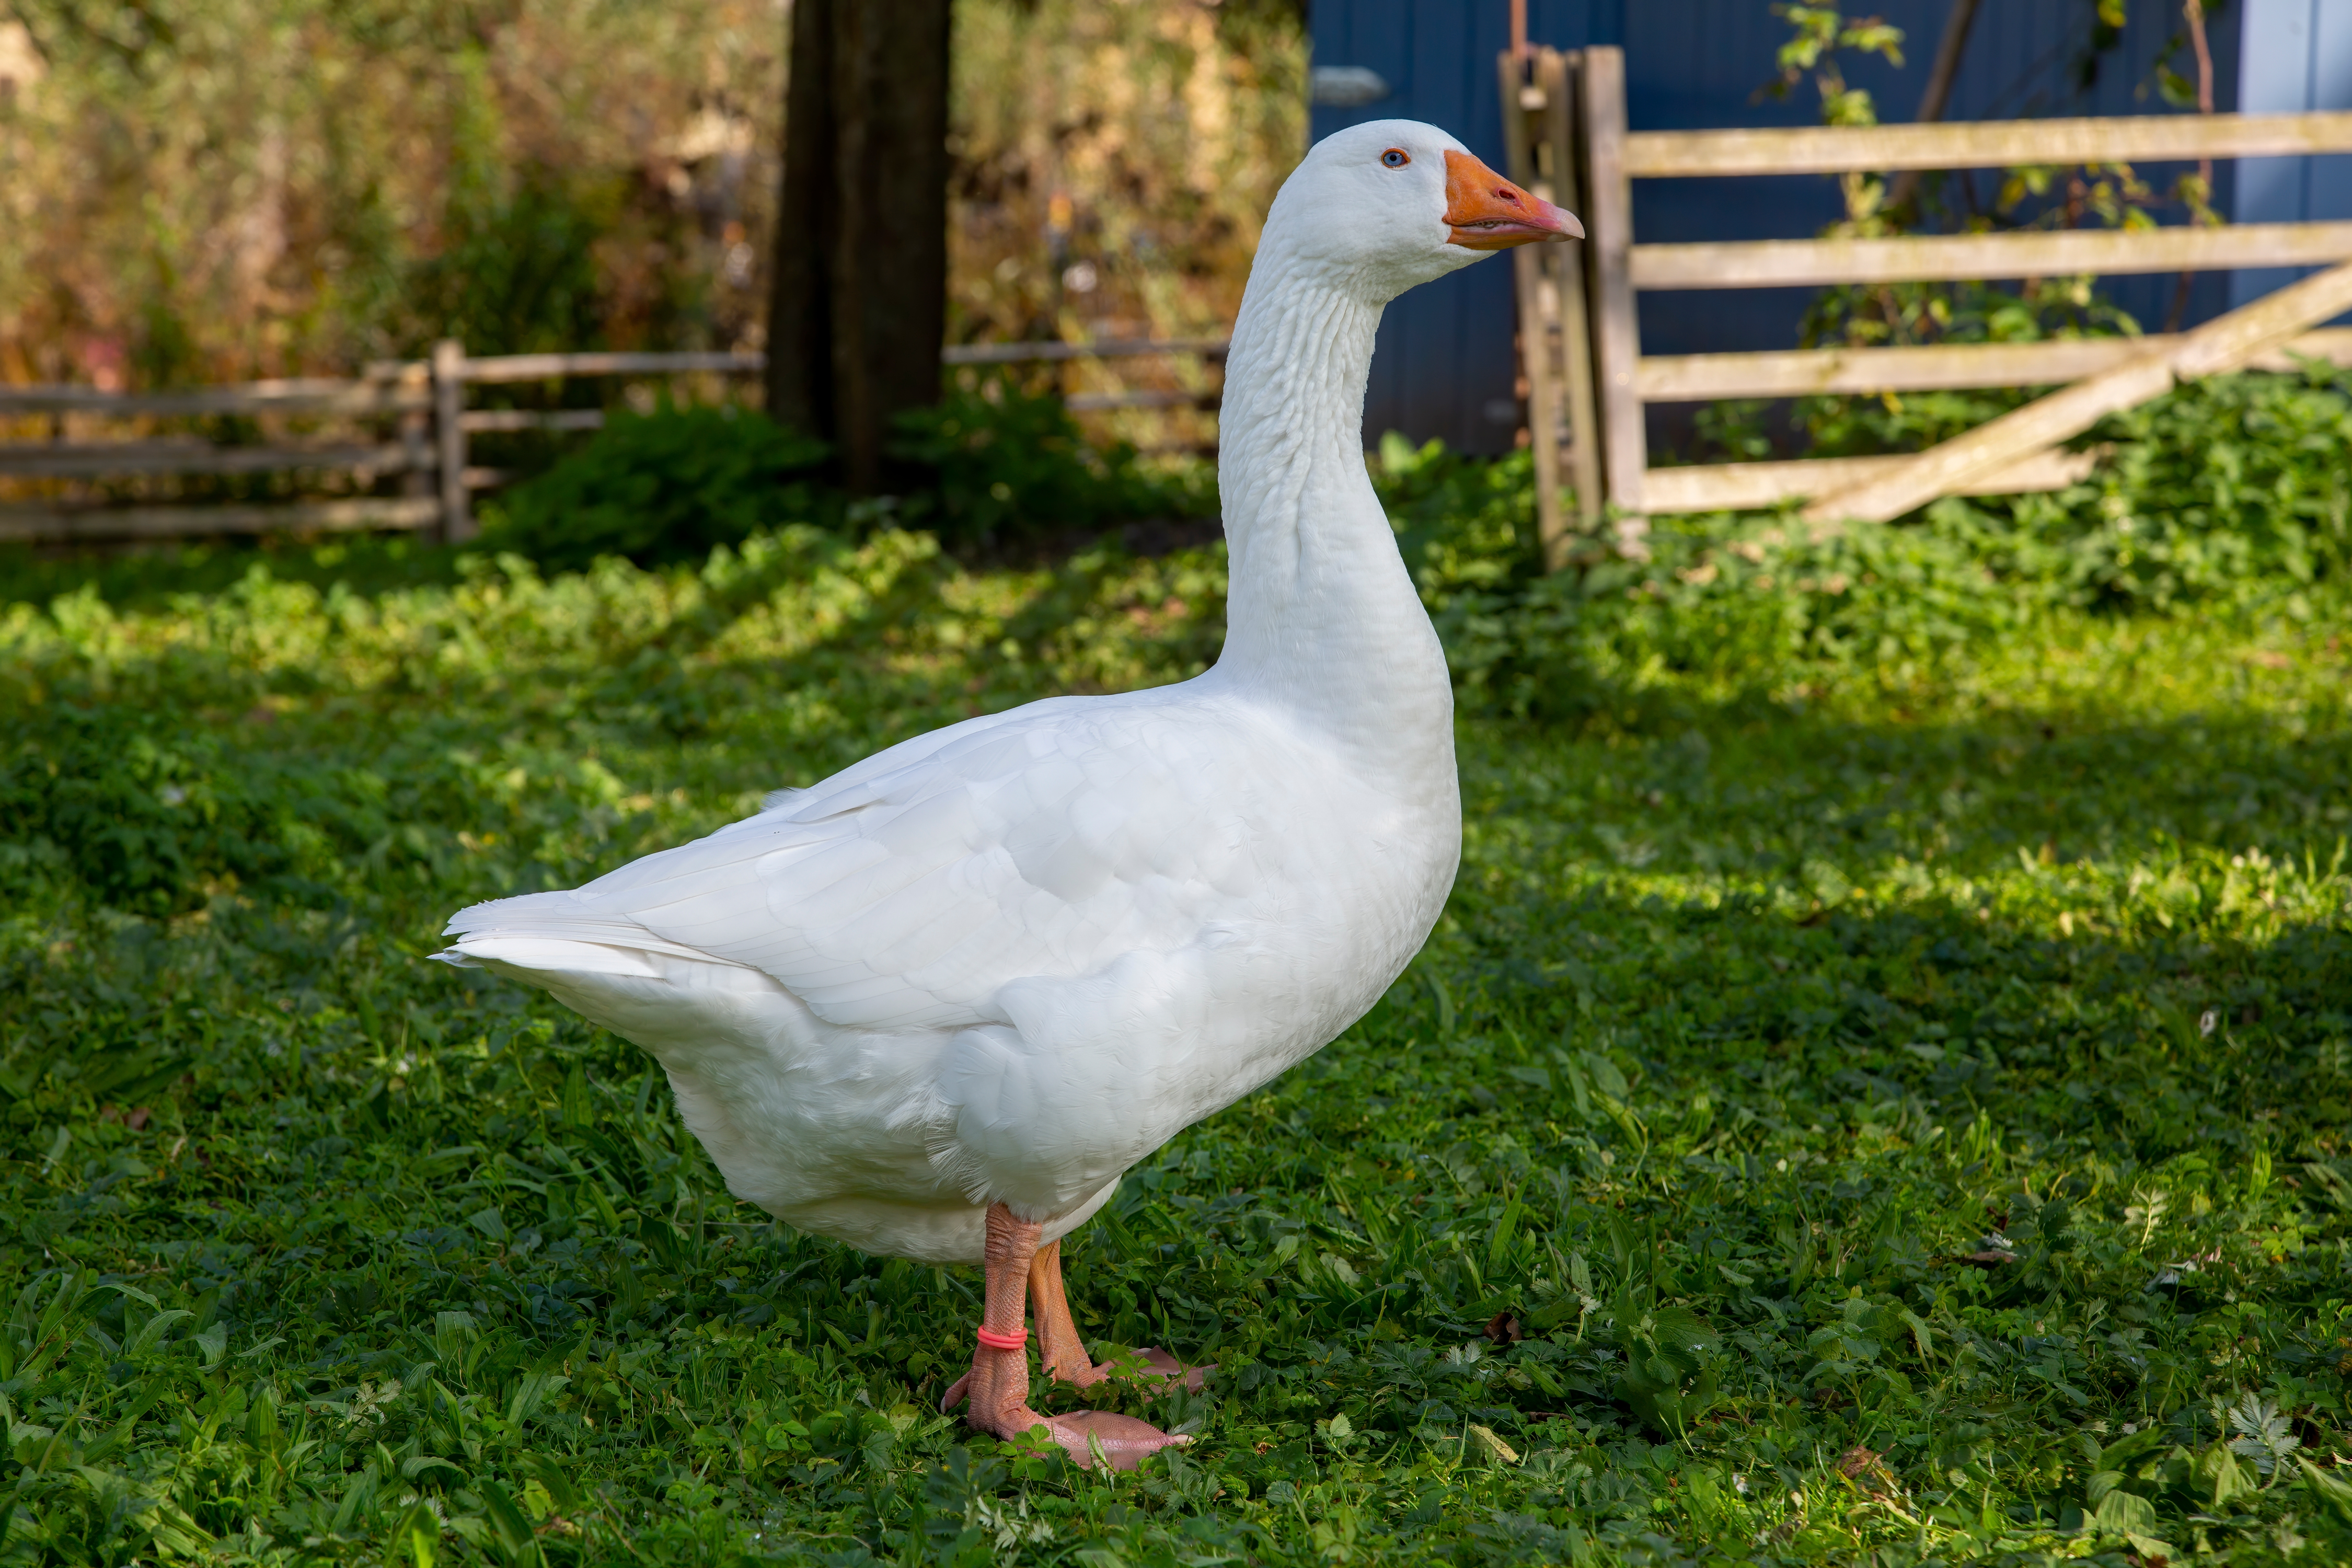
34, 76, 2352, 557
0, 339, 1227, 546
1503, 44, 2352, 558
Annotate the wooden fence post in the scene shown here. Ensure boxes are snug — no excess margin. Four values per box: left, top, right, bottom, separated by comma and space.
1499, 45, 1608, 571
398, 362, 431, 513
1543, 48, 1605, 547
1498, 48, 1568, 566
1578, 45, 1646, 547
432, 339, 472, 543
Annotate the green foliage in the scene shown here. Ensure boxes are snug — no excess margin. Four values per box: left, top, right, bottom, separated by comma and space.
2, 0, 781, 380
1798, 272, 2143, 363
1429, 368, 2352, 719
402, 168, 620, 358
2, 411, 2350, 1563
478, 402, 831, 571
2066, 364, 2352, 606
1754, 0, 2210, 375
1764, 4, 1905, 129
0, 701, 322, 918
1375, 431, 1542, 586
474, 381, 1215, 574
395, 48, 620, 356
890, 374, 1216, 546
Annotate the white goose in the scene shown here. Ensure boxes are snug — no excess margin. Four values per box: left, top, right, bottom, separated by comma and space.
437, 120, 1578, 1467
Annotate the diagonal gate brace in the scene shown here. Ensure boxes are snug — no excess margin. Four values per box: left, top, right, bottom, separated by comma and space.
1804, 255, 2352, 528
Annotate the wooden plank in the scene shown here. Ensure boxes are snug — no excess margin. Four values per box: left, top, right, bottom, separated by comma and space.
459, 350, 764, 383
1624, 109, 2352, 179
458, 408, 609, 433
399, 363, 432, 506
1579, 45, 1647, 533
1643, 446, 2101, 515
1500, 45, 1567, 567
2205, 327, 2352, 373
1803, 255, 2352, 525
0, 380, 428, 416
1633, 221, 2352, 290
434, 340, 472, 543
942, 338, 1229, 366
0, 442, 414, 478
1636, 327, 2352, 401
0, 497, 441, 543
1544, 48, 1606, 554
469, 341, 1230, 372
0, 342, 1236, 416
1064, 389, 1219, 412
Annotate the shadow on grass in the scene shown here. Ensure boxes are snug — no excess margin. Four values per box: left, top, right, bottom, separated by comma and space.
0, 532, 482, 610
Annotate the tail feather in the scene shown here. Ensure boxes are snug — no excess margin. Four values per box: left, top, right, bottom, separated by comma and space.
436, 889, 722, 977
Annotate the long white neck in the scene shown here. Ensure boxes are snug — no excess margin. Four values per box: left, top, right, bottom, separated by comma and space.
1210, 240, 1455, 784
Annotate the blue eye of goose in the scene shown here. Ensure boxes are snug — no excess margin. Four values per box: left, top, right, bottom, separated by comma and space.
1380, 148, 1410, 169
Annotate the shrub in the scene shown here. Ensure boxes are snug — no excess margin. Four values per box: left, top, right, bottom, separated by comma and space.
478, 401, 829, 571
890, 373, 1214, 544
2055, 364, 2352, 607
478, 379, 1215, 571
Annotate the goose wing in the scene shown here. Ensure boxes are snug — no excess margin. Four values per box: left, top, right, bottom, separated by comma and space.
443, 692, 1285, 1028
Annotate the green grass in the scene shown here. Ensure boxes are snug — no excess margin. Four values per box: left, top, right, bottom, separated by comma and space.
2, 512, 2350, 1567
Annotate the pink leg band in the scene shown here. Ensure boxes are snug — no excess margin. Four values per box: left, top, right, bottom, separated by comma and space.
975, 1325, 1029, 1351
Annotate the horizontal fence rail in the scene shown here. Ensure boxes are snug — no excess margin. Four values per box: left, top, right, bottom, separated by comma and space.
1636, 327, 2352, 401
941, 337, 1228, 365
1066, 388, 1221, 412
449, 350, 763, 384
1624, 109, 2352, 178
0, 442, 416, 479
0, 379, 428, 416
0, 338, 1231, 545
456, 409, 612, 434
1631, 221, 2352, 290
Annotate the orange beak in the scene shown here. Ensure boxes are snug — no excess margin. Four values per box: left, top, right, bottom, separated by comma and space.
1443, 148, 1583, 249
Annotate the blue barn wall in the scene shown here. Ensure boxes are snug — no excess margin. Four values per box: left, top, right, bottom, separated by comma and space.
2231, 0, 2352, 304
1306, 1, 2297, 454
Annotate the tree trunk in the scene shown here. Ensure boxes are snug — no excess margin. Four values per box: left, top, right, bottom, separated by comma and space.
766, 0, 952, 492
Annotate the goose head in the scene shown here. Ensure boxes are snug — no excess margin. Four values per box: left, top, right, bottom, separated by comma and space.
1266, 119, 1582, 302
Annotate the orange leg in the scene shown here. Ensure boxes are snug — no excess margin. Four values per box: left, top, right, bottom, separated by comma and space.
1029, 1239, 1107, 1387
1028, 1237, 1210, 1392
939, 1204, 1189, 1470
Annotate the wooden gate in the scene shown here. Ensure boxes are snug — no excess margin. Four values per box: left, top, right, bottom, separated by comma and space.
1502, 44, 2352, 556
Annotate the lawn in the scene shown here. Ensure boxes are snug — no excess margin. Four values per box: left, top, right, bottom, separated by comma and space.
2, 480, 2349, 1565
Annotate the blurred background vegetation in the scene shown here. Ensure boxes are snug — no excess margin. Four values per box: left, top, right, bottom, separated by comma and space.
0, 0, 1303, 387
